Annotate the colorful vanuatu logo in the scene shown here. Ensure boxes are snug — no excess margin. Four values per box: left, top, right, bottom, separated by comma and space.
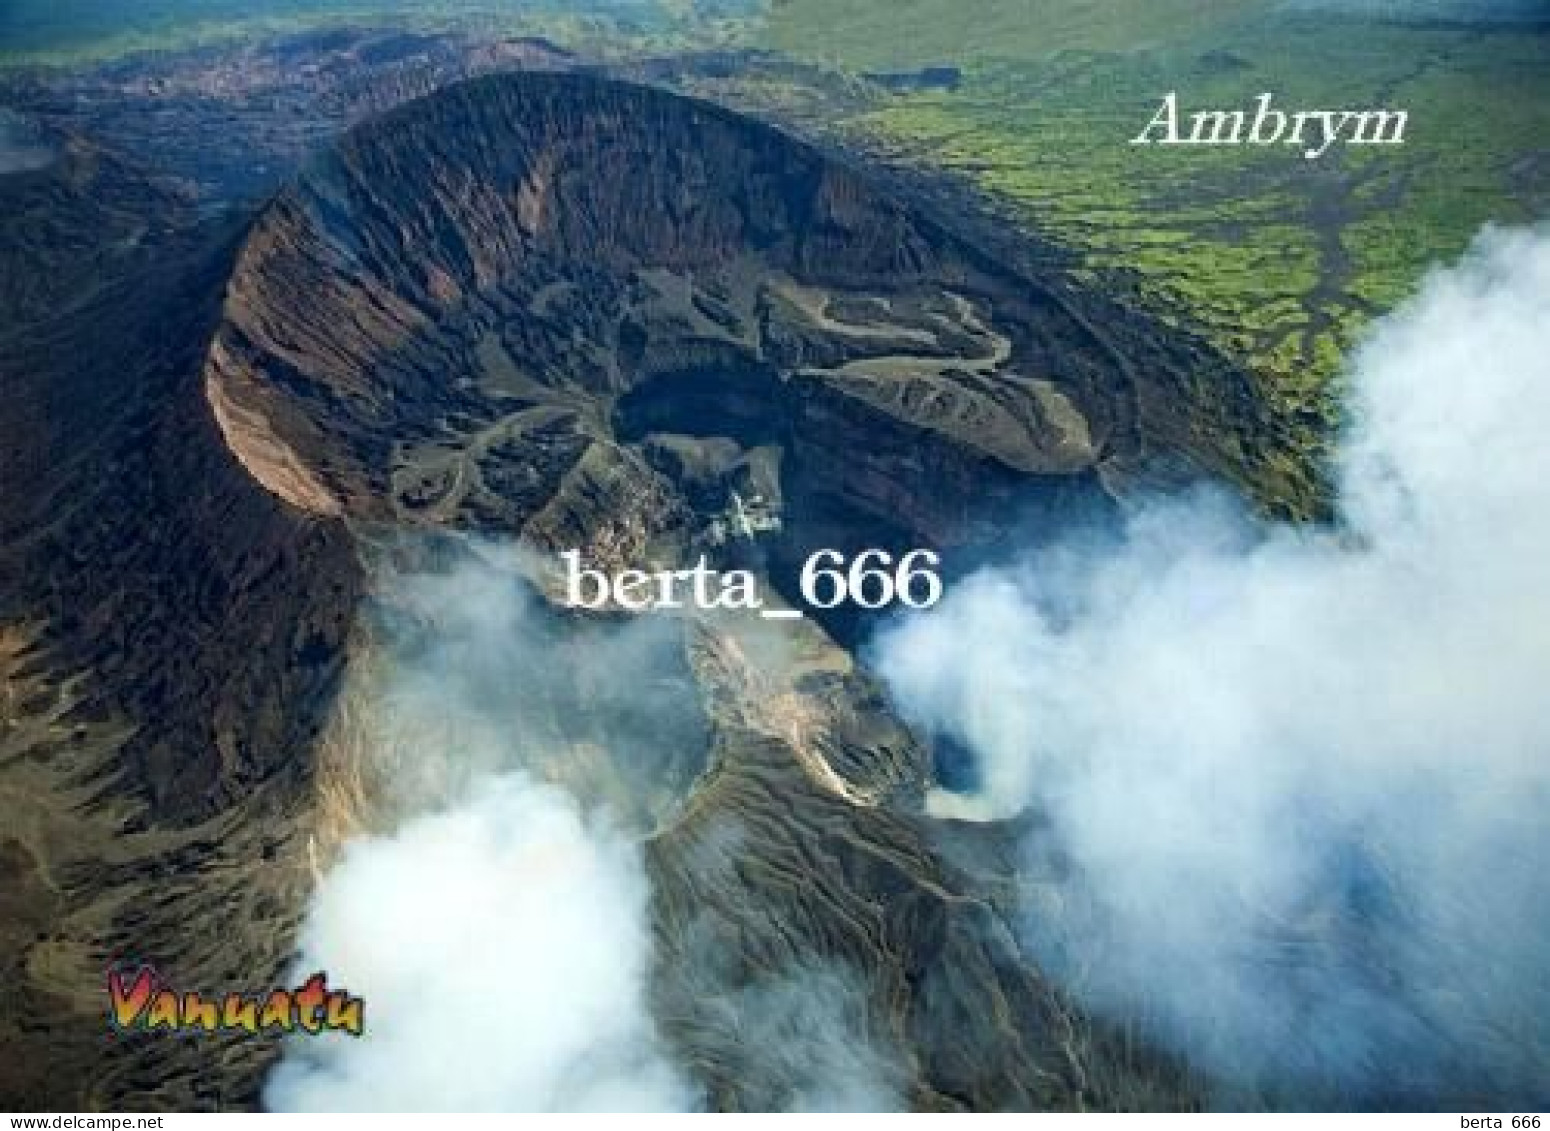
107, 965, 364, 1037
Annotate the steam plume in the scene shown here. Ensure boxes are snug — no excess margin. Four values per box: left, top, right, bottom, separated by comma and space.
266, 544, 904, 1111
873, 226, 1550, 1106
265, 545, 699, 1112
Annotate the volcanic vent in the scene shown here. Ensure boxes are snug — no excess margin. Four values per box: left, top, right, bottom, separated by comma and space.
202, 70, 1220, 1110
206, 71, 1184, 555
1, 70, 1240, 1109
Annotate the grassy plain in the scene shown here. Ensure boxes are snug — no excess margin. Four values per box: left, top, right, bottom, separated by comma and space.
764, 1, 1550, 507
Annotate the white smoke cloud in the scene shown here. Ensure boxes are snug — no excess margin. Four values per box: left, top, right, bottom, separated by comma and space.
265, 544, 905, 1112
266, 775, 693, 1112
873, 226, 1550, 1105
265, 545, 700, 1113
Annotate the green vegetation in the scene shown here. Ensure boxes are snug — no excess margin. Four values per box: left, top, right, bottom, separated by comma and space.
762, 1, 1550, 508
6, 1, 1544, 512
765, 0, 1264, 67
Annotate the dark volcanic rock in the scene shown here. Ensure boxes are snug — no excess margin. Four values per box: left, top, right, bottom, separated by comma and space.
208, 70, 1142, 546
0, 135, 193, 331
0, 72, 1227, 1110
198, 71, 1202, 1110
0, 153, 359, 1110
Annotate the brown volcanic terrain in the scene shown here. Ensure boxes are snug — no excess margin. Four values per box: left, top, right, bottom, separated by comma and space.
0, 131, 194, 331
211, 73, 1253, 537
0, 70, 1258, 1109
0, 139, 359, 1108
0, 29, 577, 203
